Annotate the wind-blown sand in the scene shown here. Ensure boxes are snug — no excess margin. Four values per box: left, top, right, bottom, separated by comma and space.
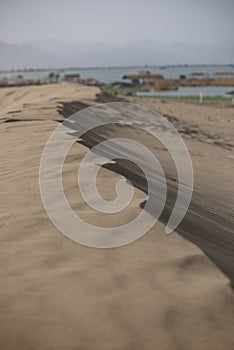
0, 83, 234, 349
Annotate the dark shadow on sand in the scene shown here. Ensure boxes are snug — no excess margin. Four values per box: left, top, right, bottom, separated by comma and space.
57, 95, 234, 288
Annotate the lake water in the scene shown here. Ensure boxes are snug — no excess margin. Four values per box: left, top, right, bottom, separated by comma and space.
1, 65, 234, 96
136, 85, 234, 97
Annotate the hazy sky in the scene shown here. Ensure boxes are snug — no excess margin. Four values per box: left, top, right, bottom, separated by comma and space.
0, 0, 233, 45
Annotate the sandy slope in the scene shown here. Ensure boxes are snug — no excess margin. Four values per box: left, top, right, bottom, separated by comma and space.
126, 96, 234, 150
0, 84, 234, 350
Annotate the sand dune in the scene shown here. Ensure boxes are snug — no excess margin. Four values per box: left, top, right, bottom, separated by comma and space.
0, 84, 234, 349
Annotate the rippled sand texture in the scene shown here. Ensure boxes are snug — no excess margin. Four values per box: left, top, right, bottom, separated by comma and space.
0, 84, 234, 350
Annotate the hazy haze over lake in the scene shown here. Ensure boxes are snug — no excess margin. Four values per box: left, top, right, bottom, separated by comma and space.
0, 0, 233, 69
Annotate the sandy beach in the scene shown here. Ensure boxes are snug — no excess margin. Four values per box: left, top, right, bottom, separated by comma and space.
0, 83, 234, 349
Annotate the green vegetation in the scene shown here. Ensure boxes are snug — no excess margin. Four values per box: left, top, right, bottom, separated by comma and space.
103, 87, 232, 102
134, 95, 232, 102
104, 86, 150, 96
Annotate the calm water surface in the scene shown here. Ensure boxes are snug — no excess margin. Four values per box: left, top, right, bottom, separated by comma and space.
1, 65, 234, 96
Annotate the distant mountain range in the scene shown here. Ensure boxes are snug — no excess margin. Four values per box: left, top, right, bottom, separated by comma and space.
0, 40, 233, 69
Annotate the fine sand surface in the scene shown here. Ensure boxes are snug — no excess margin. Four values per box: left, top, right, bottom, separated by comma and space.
0, 83, 234, 349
